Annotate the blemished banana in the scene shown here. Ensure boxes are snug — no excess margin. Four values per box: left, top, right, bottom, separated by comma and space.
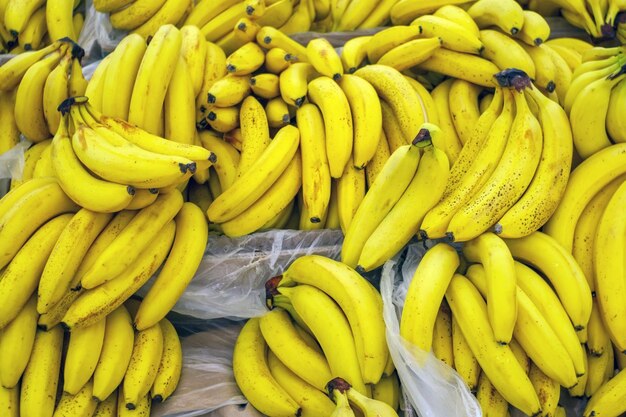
150, 319, 182, 402
93, 391, 117, 417
46, 0, 76, 41
0, 384, 18, 417
355, 64, 423, 142
466, 264, 578, 388
42, 51, 71, 136
583, 366, 626, 416
565, 55, 625, 115
412, 14, 483, 55
256, 26, 308, 62
306, 76, 353, 178
445, 274, 542, 416
250, 73, 280, 99
15, 5, 45, 50
528, 364, 559, 417
3, 0, 45, 35
297, 103, 331, 225
207, 124, 299, 222
0, 179, 79, 271
206, 74, 251, 107
226, 42, 265, 76
495, 85, 573, 238
134, 203, 208, 330
203, 105, 240, 132
514, 262, 587, 377
19, 327, 64, 417
0, 211, 70, 329
93, 306, 135, 402
196, 40, 227, 115
122, 323, 164, 410
183, 0, 240, 27
63, 316, 106, 395
61, 220, 176, 330
275, 255, 387, 386
503, 231, 592, 335
236, 95, 270, 177
365, 130, 391, 188
337, 74, 381, 169
37, 208, 113, 313
429, 80, 462, 163
14, 46, 64, 142
178, 25, 207, 99
468, 0, 525, 34
336, 157, 366, 233
123, 188, 158, 210
0, 41, 61, 90
101, 33, 147, 121
448, 78, 483, 146
0, 295, 38, 388
306, 37, 343, 80
341, 143, 421, 269
131, 0, 192, 39
415, 48, 501, 87
476, 373, 508, 417
340, 36, 371, 73
279, 62, 318, 107
358, 132, 449, 272
544, 143, 626, 252
462, 232, 517, 345
118, 390, 151, 417
128, 24, 182, 136
366, 25, 422, 64
234, 318, 301, 417
452, 315, 481, 392
400, 243, 460, 352
376, 37, 442, 72
52, 379, 98, 417
390, 0, 471, 25
479, 29, 536, 78
267, 350, 336, 417
260, 308, 332, 391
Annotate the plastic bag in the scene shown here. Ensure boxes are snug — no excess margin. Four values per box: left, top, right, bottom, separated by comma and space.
137, 229, 344, 320
0, 139, 30, 180
380, 242, 482, 417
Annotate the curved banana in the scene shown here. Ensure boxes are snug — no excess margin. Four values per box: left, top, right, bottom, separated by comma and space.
365, 130, 391, 188
0, 41, 61, 90
479, 29, 536, 78
45, 0, 76, 41
256, 26, 308, 62
529, 364, 560, 417
452, 315, 481, 392
0, 383, 18, 417
366, 25, 422, 64
434, 4, 480, 36
9, 141, 53, 190
134, 202, 208, 330
448, 78, 483, 145
236, 95, 270, 178
340, 36, 371, 74
196, 40, 227, 115
476, 372, 508, 417
183, 0, 240, 27
4, 0, 45, 35
0, 295, 38, 388
416, 48, 501, 87
390, 0, 471, 25
206, 74, 251, 108
337, 157, 366, 233
0, 89, 19, 154
306, 37, 343, 80
377, 37, 442, 72
42, 51, 71, 136
250, 72, 280, 99
412, 14, 483, 54
197, 130, 240, 191
467, 0, 525, 34
109, 0, 167, 30
150, 319, 182, 402
93, 391, 117, 417
53, 379, 98, 417
429, 79, 462, 163
63, 316, 107, 395
583, 366, 626, 416
585, 340, 614, 397
84, 52, 112, 112
131, 0, 192, 39
588, 299, 611, 356
279, 62, 318, 107
516, 10, 551, 45
607, 78, 626, 143
265, 46, 293, 74
226, 41, 265, 76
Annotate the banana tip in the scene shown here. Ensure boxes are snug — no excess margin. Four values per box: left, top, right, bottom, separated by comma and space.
152, 395, 163, 403
326, 377, 351, 395
310, 216, 321, 223
126, 403, 136, 410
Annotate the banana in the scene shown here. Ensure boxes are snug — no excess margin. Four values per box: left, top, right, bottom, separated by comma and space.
0, 383, 18, 417
338, 74, 381, 169
433, 301, 454, 366
503, 231, 592, 335
463, 233, 517, 345
447, 79, 543, 241
448, 78, 483, 145
390, 0, 472, 25
570, 69, 626, 158
0, 41, 61, 90
585, 340, 614, 397
468, 0, 525, 34
307, 75, 353, 178
334, 0, 378, 30
164, 56, 196, 145
371, 373, 399, 410
546, 43, 582, 73
544, 143, 626, 252
203, 105, 240, 133
355, 0, 396, 28
250, 73, 280, 99
0, 179, 78, 271
101, 33, 146, 121
479, 29, 536, 78
52, 380, 98, 417
516, 10, 551, 45
466, 264, 578, 388
134, 203, 207, 330
278, 0, 314, 36
206, 74, 251, 108
265, 96, 292, 128
226, 42, 265, 76
433, 5, 480, 36
196, 40, 227, 115
206, 124, 299, 222
528, 364, 560, 417
109, 0, 167, 30
198, 130, 240, 191
256, 26, 308, 62
8, 139, 51, 191
429, 79, 462, 163
265, 46, 293, 74
365, 130, 391, 188
570, 347, 589, 397
341, 143, 421, 268
219, 151, 301, 236
452, 314, 481, 392
606, 0, 626, 24
0, 295, 38, 388
118, 389, 151, 417
337, 157, 366, 233
31, 143, 54, 178
583, 366, 626, 416
297, 103, 331, 225
18, 5, 46, 50
93, 391, 117, 417
546, 37, 593, 55
329, 388, 355, 417
306, 37, 343, 80
62, 314, 106, 395
84, 52, 112, 112
178, 25, 207, 99
376, 37, 442, 72
236, 96, 270, 178
3, 0, 45, 35
183, 0, 240, 27
279, 62, 318, 107
445, 274, 542, 416
355, 64, 423, 142
345, 384, 399, 417
476, 373, 508, 417
340, 36, 371, 74
19, 326, 64, 417
36, 288, 81, 332
150, 319, 182, 402
366, 25, 422, 64
0, 89, 19, 154
46, 0, 76, 41
79, 191, 182, 289
260, 308, 333, 391
400, 243, 460, 352
14, 46, 64, 142
124, 188, 158, 210
359, 132, 449, 271
588, 299, 611, 356
565, 55, 625, 114
607, 78, 626, 143
128, 24, 182, 136
495, 86, 573, 238
412, 14, 483, 55
274, 255, 387, 386
131, 0, 192, 39
416, 48, 501, 87
42, 50, 71, 136
234, 318, 302, 417
122, 323, 164, 410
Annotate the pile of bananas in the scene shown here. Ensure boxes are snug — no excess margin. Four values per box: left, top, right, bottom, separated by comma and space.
233, 255, 400, 417
0, 0, 84, 54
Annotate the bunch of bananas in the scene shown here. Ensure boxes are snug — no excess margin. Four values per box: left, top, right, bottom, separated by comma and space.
0, 298, 182, 417
233, 255, 399, 417
400, 232, 591, 416
564, 45, 626, 159
0, 0, 84, 54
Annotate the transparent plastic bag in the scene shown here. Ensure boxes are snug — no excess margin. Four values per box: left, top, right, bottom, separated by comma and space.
380, 242, 482, 417
0, 139, 30, 180
137, 229, 344, 320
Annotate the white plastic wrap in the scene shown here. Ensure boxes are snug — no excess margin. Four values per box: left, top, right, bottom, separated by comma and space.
0, 139, 30, 180
380, 242, 482, 417
137, 229, 344, 320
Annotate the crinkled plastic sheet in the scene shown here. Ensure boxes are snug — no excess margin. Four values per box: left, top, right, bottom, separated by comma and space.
0, 139, 30, 180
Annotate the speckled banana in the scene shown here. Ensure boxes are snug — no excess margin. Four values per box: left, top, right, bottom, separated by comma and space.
0, 295, 38, 388
62, 316, 106, 395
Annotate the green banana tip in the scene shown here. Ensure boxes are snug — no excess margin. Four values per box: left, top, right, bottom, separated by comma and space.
412, 128, 433, 147
326, 377, 351, 396
493, 68, 531, 92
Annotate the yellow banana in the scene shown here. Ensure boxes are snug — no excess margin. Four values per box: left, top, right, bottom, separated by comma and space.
109, 0, 167, 30
45, 0, 76, 41
431, 302, 454, 367
18, 5, 46, 50
476, 373, 508, 417
340, 36, 371, 74
365, 130, 391, 188
265, 46, 293, 74
433, 4, 480, 37
0, 41, 61, 90
377, 37, 442, 72
416, 48, 500, 87
336, 158, 365, 233
198, 130, 240, 191
42, 51, 71, 136
390, 0, 471, 25
265, 96, 292, 128
63, 317, 106, 395
529, 364, 560, 417
4, 0, 45, 35
0, 89, 19, 154
412, 14, 483, 54
256, 26, 308, 62
206, 74, 251, 108
479, 29, 536, 78
83, 53, 112, 112
196, 40, 227, 116
452, 314, 481, 392
517, 10, 551, 45
583, 365, 626, 416
250, 72, 280, 99
0, 383, 18, 417
226, 41, 266, 76
365, 25, 422, 64
429, 79, 462, 163
467, 0, 525, 35
448, 78, 483, 145
150, 319, 182, 402
52, 380, 98, 417
0, 295, 38, 388
306, 37, 343, 80
131, 0, 192, 39
279, 62, 319, 107
164, 56, 196, 145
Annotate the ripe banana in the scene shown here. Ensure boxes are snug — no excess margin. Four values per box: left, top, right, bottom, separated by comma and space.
0, 383, 18, 417
448, 78, 483, 145
93, 391, 117, 417
131, 0, 191, 39
63, 316, 106, 395
377, 37, 442, 72
336, 158, 366, 233
123, 323, 164, 410
256, 26, 308, 62
53, 379, 98, 417
340, 36, 371, 74
0, 41, 61, 90
517, 10, 551, 45
416, 48, 501, 87
279, 62, 318, 107
467, 0, 525, 34
479, 29, 536, 78
429, 79, 462, 163
250, 73, 280, 99
0, 295, 38, 388
306, 37, 343, 80
46, 0, 76, 41
150, 319, 182, 402
452, 315, 481, 392
412, 14, 483, 54
583, 366, 626, 416
390, 0, 470, 25
226, 41, 265, 76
